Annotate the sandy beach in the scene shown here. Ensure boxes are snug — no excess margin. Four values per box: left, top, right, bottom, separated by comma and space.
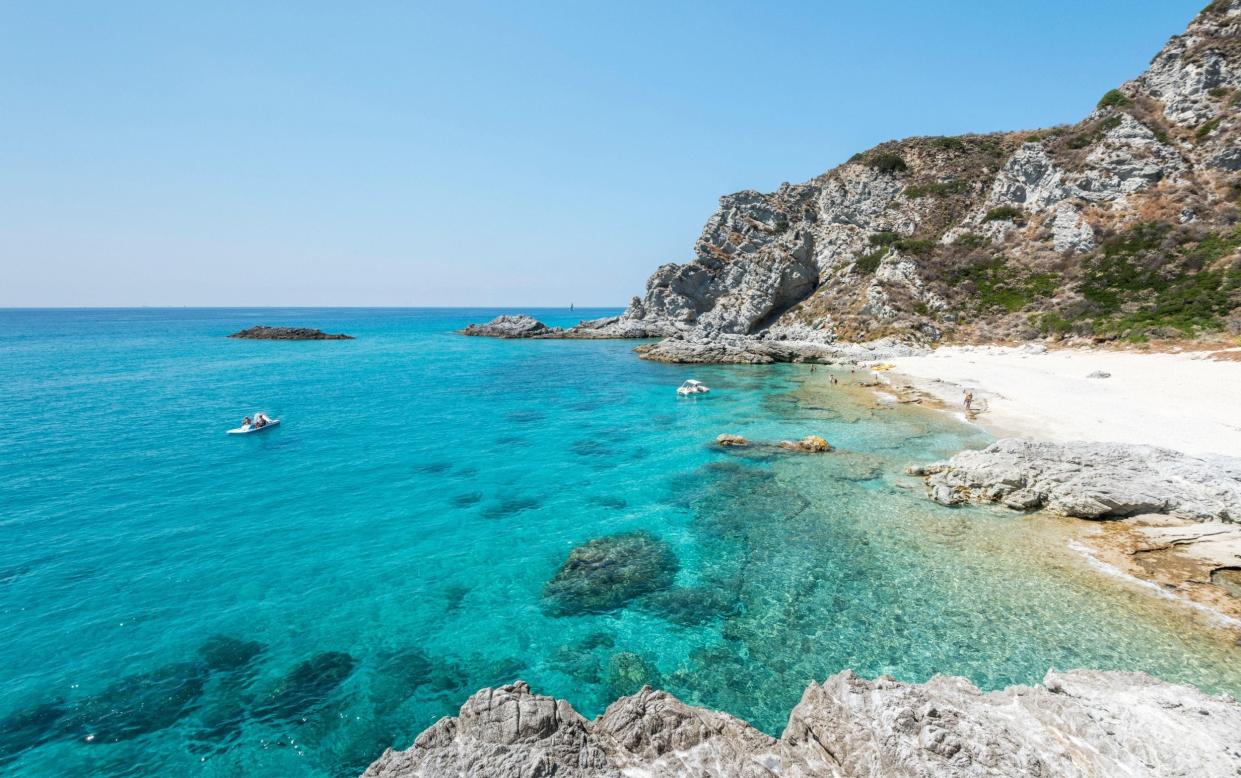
876, 345, 1241, 458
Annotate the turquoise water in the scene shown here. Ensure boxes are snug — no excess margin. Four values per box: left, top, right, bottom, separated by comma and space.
2, 308, 1239, 776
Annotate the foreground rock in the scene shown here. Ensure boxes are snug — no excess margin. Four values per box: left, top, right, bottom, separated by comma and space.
363, 671, 1241, 777
913, 439, 1241, 521
229, 326, 353, 340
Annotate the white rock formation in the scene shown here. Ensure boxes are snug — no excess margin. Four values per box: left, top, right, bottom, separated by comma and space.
363, 671, 1241, 777
913, 439, 1241, 521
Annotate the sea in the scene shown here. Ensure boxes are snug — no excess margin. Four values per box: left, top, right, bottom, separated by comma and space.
2, 307, 1239, 776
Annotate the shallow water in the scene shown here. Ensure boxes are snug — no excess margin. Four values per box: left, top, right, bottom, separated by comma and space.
1, 308, 1238, 776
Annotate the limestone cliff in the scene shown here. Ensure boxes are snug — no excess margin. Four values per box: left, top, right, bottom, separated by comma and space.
363, 671, 1241, 777
606, 2, 1241, 360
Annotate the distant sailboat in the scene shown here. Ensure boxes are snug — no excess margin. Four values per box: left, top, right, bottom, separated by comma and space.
570, 302, 574, 311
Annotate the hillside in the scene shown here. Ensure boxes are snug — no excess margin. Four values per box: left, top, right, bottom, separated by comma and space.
607, 1, 1241, 359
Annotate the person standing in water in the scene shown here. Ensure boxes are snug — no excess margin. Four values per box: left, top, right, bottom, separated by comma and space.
963, 391, 974, 412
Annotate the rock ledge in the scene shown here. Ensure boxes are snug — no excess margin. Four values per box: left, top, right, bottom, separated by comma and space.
228, 326, 353, 340
912, 439, 1241, 521
363, 670, 1241, 777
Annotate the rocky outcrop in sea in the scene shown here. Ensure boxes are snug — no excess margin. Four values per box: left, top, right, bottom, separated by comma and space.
363, 670, 1241, 777
229, 326, 354, 340
912, 438, 1241, 521
464, 2, 1241, 361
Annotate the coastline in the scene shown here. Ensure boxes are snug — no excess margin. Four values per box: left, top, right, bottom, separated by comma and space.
871, 344, 1241, 458
856, 343, 1241, 630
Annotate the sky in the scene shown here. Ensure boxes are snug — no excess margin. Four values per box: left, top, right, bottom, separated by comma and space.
0, 0, 1207, 307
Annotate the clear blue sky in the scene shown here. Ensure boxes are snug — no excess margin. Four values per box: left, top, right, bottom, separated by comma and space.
0, 1, 1205, 307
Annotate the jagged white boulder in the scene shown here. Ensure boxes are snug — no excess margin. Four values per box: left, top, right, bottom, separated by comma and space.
914, 439, 1241, 521
363, 671, 1241, 777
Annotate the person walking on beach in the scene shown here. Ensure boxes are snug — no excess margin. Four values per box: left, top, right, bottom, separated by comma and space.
963, 391, 974, 412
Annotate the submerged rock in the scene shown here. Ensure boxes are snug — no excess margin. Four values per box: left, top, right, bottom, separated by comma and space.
603, 652, 661, 699
0, 700, 67, 762
541, 532, 678, 616
917, 438, 1241, 521
228, 326, 353, 340
364, 670, 1241, 777
197, 635, 264, 674
715, 434, 749, 447
635, 586, 736, 626
67, 662, 209, 743
253, 651, 355, 722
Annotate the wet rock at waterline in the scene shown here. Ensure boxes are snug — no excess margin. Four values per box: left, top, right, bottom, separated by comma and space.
541, 532, 678, 616
779, 434, 832, 453
715, 433, 749, 447
253, 651, 356, 723
228, 325, 353, 340
460, 314, 552, 338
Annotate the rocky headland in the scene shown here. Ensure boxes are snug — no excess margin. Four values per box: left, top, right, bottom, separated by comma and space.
364, 671, 1241, 778
229, 326, 354, 340
463, 1, 1241, 363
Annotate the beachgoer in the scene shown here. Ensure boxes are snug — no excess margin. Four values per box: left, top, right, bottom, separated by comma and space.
963, 391, 974, 412
242, 416, 252, 428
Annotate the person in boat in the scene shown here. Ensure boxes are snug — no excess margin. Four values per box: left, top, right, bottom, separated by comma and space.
242, 416, 253, 428
254, 413, 268, 428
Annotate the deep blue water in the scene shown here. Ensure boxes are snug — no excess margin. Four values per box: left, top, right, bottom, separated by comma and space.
2, 308, 1239, 776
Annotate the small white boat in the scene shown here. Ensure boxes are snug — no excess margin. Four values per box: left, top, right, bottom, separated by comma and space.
227, 418, 280, 435
677, 379, 710, 397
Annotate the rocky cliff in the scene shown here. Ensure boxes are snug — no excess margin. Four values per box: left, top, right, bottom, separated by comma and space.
364, 671, 1241, 777
585, 1, 1241, 361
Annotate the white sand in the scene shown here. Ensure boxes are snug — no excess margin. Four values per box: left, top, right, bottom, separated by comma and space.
876, 346, 1241, 458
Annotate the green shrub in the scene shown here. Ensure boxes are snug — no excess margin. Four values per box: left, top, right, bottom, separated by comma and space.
848, 152, 865, 164
854, 249, 886, 274
930, 136, 965, 151
905, 179, 967, 198
1203, 0, 1232, 16
1097, 89, 1132, 110
983, 205, 1023, 223
1152, 126, 1171, 144
949, 256, 1058, 312
1067, 115, 1123, 149
868, 231, 935, 254
896, 238, 936, 254
867, 153, 908, 174
952, 233, 987, 249
1208, 87, 1229, 99
1196, 116, 1222, 140
1031, 312, 1073, 336
1079, 223, 1241, 338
